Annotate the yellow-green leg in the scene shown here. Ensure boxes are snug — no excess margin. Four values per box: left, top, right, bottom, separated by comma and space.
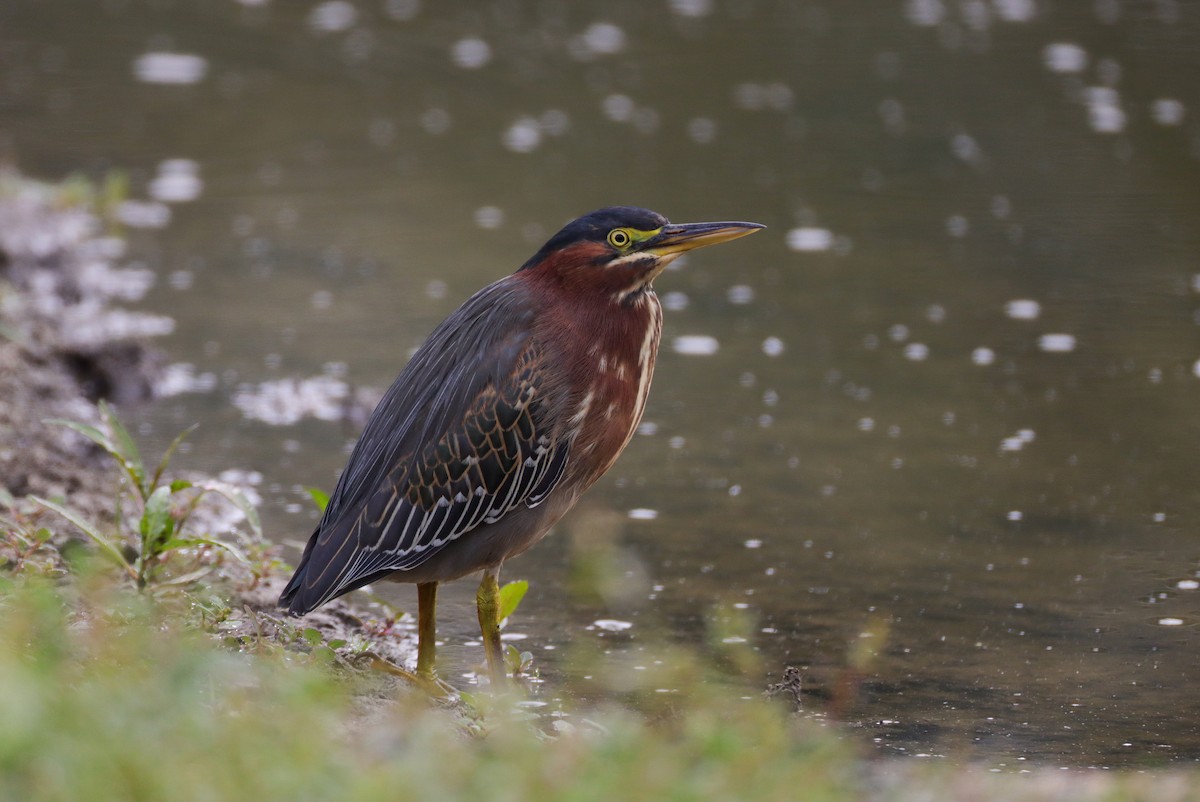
476, 566, 506, 686
416, 581, 438, 679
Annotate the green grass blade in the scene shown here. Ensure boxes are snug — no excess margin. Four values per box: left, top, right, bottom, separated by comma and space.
99, 401, 146, 498
29, 496, 135, 579
190, 480, 263, 540
159, 537, 249, 565
151, 423, 199, 491
43, 418, 116, 455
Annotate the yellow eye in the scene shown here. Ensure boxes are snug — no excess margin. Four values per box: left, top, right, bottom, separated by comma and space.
607, 228, 633, 249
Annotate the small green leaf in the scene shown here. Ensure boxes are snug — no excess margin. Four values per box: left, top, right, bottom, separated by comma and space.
0, 487, 14, 509
306, 487, 330, 513
302, 628, 322, 646
29, 496, 135, 579
169, 479, 193, 493
497, 579, 528, 623
139, 485, 175, 558
504, 643, 522, 674
327, 639, 347, 650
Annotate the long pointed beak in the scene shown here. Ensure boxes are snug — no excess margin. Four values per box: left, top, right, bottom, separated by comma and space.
645, 220, 766, 258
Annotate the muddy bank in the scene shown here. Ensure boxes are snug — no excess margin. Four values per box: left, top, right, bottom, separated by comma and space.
0, 171, 417, 673
0, 172, 157, 523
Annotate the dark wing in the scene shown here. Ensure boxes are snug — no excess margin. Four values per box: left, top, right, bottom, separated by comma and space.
280, 278, 571, 615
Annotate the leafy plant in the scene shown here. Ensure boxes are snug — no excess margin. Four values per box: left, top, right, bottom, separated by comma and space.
31, 401, 258, 589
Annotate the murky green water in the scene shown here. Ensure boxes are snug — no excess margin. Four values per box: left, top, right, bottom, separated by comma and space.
5, 0, 1199, 766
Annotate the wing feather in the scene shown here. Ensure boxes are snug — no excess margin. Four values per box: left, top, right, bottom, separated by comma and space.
280, 277, 571, 615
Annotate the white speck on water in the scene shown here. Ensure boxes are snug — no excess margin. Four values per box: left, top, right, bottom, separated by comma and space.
539, 109, 570, 136
473, 206, 504, 229
308, 1, 357, 32
450, 37, 491, 69
383, 0, 419, 20
499, 632, 527, 641
888, 324, 909, 342
668, 436, 686, 449
722, 636, 748, 644
311, 290, 333, 310
926, 304, 946, 323
592, 619, 633, 632
582, 22, 626, 55
951, 133, 982, 164
786, 227, 835, 252
425, 279, 447, 299
503, 117, 542, 153
991, 195, 1012, 219
972, 347, 996, 366
744, 539, 763, 549
1039, 333, 1077, 353
115, 200, 171, 229
133, 52, 208, 85
1158, 618, 1184, 627
992, 0, 1036, 22
1000, 437, 1025, 452
672, 335, 719, 356
628, 508, 658, 520
1005, 299, 1041, 320
1151, 98, 1185, 126
662, 291, 689, 311
1007, 510, 1023, 521
858, 417, 875, 432
156, 363, 217, 397
421, 107, 451, 135
726, 284, 755, 304
149, 159, 203, 203
946, 215, 969, 237
1192, 359, 1200, 379
904, 343, 929, 361
904, 0, 945, 26
668, 0, 713, 17
1177, 580, 1199, 590
1085, 86, 1126, 133
762, 337, 785, 357
233, 376, 352, 425
602, 94, 635, 122
1042, 42, 1088, 73
687, 117, 717, 144
637, 421, 658, 436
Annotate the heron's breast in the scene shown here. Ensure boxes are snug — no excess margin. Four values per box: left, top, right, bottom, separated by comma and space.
564, 292, 664, 486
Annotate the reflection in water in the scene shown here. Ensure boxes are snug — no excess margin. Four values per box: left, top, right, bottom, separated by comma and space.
4, 0, 1200, 768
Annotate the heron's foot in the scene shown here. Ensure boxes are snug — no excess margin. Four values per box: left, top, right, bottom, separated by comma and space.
367, 654, 457, 699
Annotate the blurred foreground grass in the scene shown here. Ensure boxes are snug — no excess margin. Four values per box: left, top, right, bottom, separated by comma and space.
0, 574, 858, 802
3, 574, 1199, 802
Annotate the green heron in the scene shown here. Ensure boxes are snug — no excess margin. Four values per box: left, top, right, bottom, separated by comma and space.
280, 206, 763, 685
